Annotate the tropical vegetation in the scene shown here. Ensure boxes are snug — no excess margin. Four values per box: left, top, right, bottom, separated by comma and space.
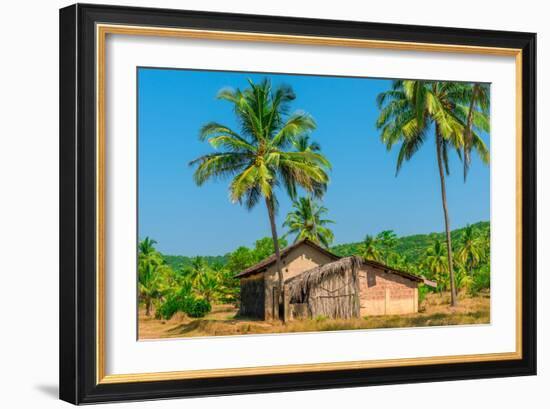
138, 222, 491, 319
283, 196, 335, 247
376, 80, 490, 305
359, 230, 398, 264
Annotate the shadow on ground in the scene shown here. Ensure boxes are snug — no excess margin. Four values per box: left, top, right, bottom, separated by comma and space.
34, 384, 58, 399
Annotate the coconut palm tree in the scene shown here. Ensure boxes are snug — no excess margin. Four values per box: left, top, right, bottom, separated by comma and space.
376, 80, 489, 306
138, 261, 174, 317
480, 227, 491, 264
283, 196, 335, 247
452, 254, 473, 293
139, 237, 158, 258
138, 237, 162, 271
359, 230, 397, 263
184, 256, 209, 286
139, 263, 159, 316
360, 235, 383, 262
138, 237, 165, 316
423, 240, 449, 294
377, 230, 398, 261
456, 225, 485, 276
288, 133, 330, 245
196, 272, 219, 304
190, 79, 331, 317
211, 262, 239, 304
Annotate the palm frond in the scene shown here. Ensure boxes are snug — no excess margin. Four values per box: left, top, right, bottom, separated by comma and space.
207, 135, 256, 153
190, 152, 250, 185
394, 126, 428, 174
271, 112, 316, 148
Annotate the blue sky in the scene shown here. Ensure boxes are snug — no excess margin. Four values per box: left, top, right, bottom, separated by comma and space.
138, 68, 490, 256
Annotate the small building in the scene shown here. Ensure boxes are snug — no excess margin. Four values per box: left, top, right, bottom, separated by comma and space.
235, 239, 339, 320
235, 239, 435, 321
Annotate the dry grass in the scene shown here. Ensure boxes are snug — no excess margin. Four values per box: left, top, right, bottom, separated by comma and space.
138, 291, 490, 339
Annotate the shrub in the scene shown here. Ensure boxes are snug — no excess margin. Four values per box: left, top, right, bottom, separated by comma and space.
156, 297, 177, 320
186, 298, 212, 318
156, 295, 190, 320
156, 294, 212, 320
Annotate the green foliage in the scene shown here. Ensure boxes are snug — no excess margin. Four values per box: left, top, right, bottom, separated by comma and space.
226, 246, 257, 275
195, 271, 219, 303
226, 237, 288, 274
162, 254, 228, 272
375, 80, 489, 177
423, 240, 449, 293
155, 278, 212, 320
138, 237, 177, 316
469, 264, 490, 296
189, 78, 332, 206
186, 298, 212, 318
156, 292, 212, 320
156, 294, 187, 320
332, 221, 490, 295
456, 224, 487, 274
283, 196, 335, 247
418, 284, 429, 303
215, 268, 241, 304
358, 230, 397, 264
453, 264, 474, 294
253, 237, 288, 262
181, 256, 209, 285
332, 222, 489, 261
360, 235, 382, 262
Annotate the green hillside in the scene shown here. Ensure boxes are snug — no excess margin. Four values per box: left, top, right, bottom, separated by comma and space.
331, 221, 489, 262
163, 254, 229, 271
164, 221, 489, 269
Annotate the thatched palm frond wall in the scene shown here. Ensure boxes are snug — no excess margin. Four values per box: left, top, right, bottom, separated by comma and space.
239, 276, 265, 319
285, 256, 362, 319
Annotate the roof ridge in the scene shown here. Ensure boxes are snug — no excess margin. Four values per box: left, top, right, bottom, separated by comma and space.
233, 239, 339, 278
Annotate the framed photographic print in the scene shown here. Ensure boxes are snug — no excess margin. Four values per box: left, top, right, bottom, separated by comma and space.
59, 3, 536, 404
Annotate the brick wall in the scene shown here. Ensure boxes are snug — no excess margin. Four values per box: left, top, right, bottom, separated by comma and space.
358, 264, 418, 316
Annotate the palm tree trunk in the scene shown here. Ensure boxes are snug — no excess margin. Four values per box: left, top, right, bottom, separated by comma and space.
265, 196, 285, 321
308, 194, 318, 242
435, 131, 458, 307
145, 298, 152, 316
